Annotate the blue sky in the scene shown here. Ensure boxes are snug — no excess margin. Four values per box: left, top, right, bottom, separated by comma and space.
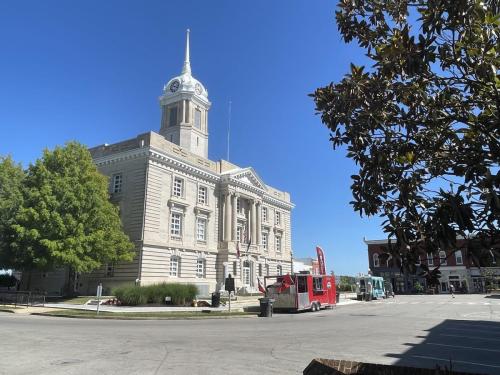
0, 1, 386, 275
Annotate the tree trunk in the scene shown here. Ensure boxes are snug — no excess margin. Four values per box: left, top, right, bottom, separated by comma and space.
63, 267, 78, 298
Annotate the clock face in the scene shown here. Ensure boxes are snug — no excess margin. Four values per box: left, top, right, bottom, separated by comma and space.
195, 83, 202, 95
169, 80, 180, 93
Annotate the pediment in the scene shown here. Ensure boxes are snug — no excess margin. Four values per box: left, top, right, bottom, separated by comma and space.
229, 168, 267, 191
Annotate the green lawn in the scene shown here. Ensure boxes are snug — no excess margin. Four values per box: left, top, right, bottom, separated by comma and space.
37, 309, 257, 320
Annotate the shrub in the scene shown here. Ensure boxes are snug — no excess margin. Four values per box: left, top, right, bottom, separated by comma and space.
113, 283, 198, 306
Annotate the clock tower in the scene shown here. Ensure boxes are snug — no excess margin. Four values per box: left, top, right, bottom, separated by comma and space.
159, 29, 211, 159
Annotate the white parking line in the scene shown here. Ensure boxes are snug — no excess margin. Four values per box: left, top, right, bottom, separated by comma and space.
412, 355, 500, 369
426, 342, 500, 353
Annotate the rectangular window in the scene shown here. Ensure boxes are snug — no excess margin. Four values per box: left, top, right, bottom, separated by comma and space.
169, 107, 178, 127
439, 251, 447, 266
237, 198, 241, 214
194, 109, 201, 129
196, 218, 206, 241
233, 261, 237, 276
196, 259, 205, 278
173, 177, 183, 197
262, 207, 268, 222
237, 226, 243, 243
275, 211, 281, 226
266, 264, 270, 276
258, 263, 263, 277
198, 186, 207, 205
277, 265, 282, 275
262, 232, 268, 250
170, 212, 182, 237
275, 236, 281, 253
455, 250, 463, 265
313, 277, 323, 291
427, 253, 434, 266
112, 173, 122, 193
170, 256, 179, 277
106, 263, 115, 277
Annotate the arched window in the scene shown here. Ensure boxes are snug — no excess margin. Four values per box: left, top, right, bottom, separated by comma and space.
373, 253, 380, 268
439, 251, 447, 266
170, 255, 180, 277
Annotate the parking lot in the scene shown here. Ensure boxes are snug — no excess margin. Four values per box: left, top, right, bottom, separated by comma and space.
1, 294, 500, 374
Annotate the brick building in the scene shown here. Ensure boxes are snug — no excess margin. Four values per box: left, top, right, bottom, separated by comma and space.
365, 238, 500, 294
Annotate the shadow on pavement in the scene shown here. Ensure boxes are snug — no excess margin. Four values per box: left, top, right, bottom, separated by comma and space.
484, 294, 500, 299
386, 319, 500, 375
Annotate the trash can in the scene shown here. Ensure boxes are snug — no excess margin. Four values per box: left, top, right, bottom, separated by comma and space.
211, 292, 221, 308
259, 298, 275, 317
336, 291, 340, 304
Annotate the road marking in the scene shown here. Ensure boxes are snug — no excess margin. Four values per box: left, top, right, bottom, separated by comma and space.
426, 342, 500, 353
412, 355, 500, 369
440, 333, 500, 342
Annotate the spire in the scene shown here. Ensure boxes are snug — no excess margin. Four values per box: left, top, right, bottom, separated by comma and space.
182, 29, 191, 75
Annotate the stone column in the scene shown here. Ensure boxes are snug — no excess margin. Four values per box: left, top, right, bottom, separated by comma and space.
231, 193, 237, 241
256, 201, 262, 246
251, 200, 257, 245
224, 192, 232, 242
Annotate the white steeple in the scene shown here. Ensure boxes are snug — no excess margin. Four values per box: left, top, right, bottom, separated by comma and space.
159, 29, 211, 159
181, 29, 191, 75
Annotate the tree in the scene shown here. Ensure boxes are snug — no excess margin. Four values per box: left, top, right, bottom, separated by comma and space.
2, 142, 134, 294
312, 1, 500, 283
0, 156, 25, 268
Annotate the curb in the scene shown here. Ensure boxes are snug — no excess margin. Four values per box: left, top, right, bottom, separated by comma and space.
30, 312, 259, 320
0, 308, 16, 314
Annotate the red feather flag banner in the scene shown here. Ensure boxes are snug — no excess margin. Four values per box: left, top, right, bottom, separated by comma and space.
316, 246, 326, 275
257, 278, 266, 294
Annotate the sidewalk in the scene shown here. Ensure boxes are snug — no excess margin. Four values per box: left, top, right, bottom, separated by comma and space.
1, 292, 361, 315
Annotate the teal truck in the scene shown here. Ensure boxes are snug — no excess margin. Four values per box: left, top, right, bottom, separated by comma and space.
356, 275, 386, 301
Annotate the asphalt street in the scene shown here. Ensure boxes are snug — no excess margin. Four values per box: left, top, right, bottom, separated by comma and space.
1, 294, 500, 375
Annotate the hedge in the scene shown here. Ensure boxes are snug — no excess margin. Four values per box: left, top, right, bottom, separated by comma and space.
113, 283, 198, 306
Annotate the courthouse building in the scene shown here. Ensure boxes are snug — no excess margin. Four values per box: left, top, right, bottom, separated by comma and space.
31, 31, 294, 296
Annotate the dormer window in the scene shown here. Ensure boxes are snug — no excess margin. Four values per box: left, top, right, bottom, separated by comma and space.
194, 109, 201, 129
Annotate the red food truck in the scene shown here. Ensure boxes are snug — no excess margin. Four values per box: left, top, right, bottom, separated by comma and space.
264, 272, 337, 312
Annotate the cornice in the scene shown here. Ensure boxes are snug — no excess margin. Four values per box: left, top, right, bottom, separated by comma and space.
148, 147, 220, 183
92, 145, 294, 210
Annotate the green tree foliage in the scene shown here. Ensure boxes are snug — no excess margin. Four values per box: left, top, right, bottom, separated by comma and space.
312, 1, 500, 283
0, 156, 25, 264
1, 142, 134, 292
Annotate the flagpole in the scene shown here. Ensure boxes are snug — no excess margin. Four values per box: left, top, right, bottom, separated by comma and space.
226, 100, 232, 161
